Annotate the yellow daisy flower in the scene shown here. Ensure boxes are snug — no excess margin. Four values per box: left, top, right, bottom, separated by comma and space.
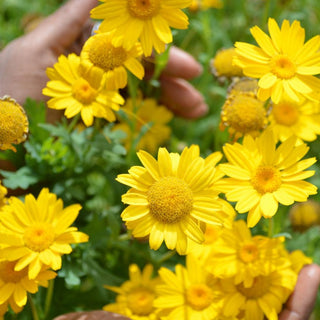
90, 0, 191, 57
216, 129, 317, 227
268, 97, 320, 143
289, 200, 320, 232
288, 250, 312, 274
113, 96, 173, 154
234, 18, 320, 104
0, 188, 89, 279
189, 0, 223, 12
42, 53, 125, 126
207, 220, 290, 287
154, 254, 220, 319
103, 264, 160, 320
219, 267, 297, 320
0, 260, 56, 317
116, 145, 232, 254
0, 96, 28, 152
80, 31, 144, 90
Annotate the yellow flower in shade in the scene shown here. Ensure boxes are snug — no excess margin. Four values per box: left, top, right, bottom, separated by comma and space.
80, 32, 144, 90
220, 91, 269, 141
42, 53, 125, 126
216, 129, 317, 227
90, 0, 191, 57
0, 96, 28, 152
154, 254, 220, 319
227, 77, 259, 96
189, 0, 223, 12
268, 97, 320, 143
0, 260, 56, 317
210, 47, 243, 80
289, 200, 320, 232
113, 96, 173, 154
103, 264, 160, 320
116, 145, 233, 254
219, 267, 297, 320
234, 18, 320, 104
0, 188, 89, 279
207, 220, 290, 287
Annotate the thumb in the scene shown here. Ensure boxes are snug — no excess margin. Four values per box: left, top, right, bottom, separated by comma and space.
33, 0, 98, 49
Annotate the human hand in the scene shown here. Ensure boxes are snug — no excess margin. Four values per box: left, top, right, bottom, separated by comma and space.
0, 0, 207, 120
279, 264, 320, 320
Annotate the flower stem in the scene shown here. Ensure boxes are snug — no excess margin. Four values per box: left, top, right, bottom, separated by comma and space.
268, 217, 274, 238
28, 293, 40, 320
44, 279, 54, 320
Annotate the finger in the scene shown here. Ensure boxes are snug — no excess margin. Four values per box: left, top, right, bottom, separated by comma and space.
162, 46, 203, 80
32, 0, 98, 50
279, 264, 320, 320
159, 76, 208, 119
53, 310, 130, 320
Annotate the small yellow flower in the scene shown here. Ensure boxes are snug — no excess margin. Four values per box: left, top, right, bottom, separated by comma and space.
0, 260, 56, 318
189, 0, 223, 12
0, 96, 28, 152
104, 264, 160, 320
43, 54, 125, 126
113, 96, 173, 154
210, 47, 243, 79
220, 90, 269, 140
216, 129, 317, 227
116, 145, 232, 254
234, 18, 320, 104
289, 200, 320, 232
0, 188, 88, 279
91, 0, 191, 57
80, 31, 144, 90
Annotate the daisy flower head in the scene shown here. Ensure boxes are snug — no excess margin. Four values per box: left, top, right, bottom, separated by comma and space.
154, 254, 220, 319
207, 219, 290, 287
104, 264, 160, 320
0, 96, 28, 152
80, 31, 144, 90
42, 53, 125, 126
0, 260, 56, 317
234, 18, 320, 104
0, 188, 89, 279
216, 129, 317, 227
113, 95, 173, 154
90, 0, 191, 57
219, 266, 297, 320
116, 145, 233, 255
268, 96, 320, 143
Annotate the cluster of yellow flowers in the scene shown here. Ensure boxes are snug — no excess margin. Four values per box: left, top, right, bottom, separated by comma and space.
0, 188, 88, 317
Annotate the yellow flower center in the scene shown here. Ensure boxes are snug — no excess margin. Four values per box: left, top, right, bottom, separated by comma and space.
89, 35, 127, 71
239, 242, 259, 263
251, 165, 282, 194
0, 97, 28, 150
270, 55, 296, 79
127, 287, 155, 316
127, 0, 161, 19
72, 78, 97, 104
221, 93, 267, 134
23, 223, 55, 252
186, 283, 214, 310
0, 261, 27, 283
147, 177, 193, 224
236, 276, 270, 298
272, 101, 299, 126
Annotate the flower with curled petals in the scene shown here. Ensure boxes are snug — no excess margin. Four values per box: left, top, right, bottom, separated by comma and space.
116, 145, 232, 255
234, 18, 320, 104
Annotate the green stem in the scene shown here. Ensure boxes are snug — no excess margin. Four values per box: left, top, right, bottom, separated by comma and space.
28, 293, 40, 320
44, 279, 54, 320
268, 217, 274, 238
157, 250, 176, 265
